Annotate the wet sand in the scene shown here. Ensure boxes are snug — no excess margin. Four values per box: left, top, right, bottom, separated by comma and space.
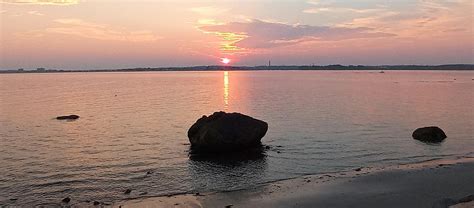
113, 157, 474, 208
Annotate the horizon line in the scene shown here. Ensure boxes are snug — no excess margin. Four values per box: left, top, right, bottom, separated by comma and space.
1, 64, 473, 73
2, 63, 473, 71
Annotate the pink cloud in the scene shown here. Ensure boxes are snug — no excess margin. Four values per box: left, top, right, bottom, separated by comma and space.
200, 19, 394, 50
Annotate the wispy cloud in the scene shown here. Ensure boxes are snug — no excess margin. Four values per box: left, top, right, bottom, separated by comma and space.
307, 0, 322, 6
303, 7, 330, 14
200, 19, 394, 52
303, 7, 384, 14
27, 10, 44, 15
338, 0, 472, 37
28, 18, 162, 42
189, 6, 227, 16
1, 0, 79, 5
197, 18, 223, 25
304, 0, 386, 15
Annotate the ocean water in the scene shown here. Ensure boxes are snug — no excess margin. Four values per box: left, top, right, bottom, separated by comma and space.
0, 70, 473, 206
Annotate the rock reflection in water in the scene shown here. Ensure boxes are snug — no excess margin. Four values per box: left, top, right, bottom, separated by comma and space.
187, 146, 268, 191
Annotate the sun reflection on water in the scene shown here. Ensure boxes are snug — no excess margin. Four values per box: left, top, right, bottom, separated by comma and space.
224, 71, 229, 109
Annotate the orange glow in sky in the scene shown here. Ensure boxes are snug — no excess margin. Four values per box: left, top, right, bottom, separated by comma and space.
0, 0, 472, 69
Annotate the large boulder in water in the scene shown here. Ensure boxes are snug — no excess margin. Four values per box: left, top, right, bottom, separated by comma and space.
412, 126, 447, 143
188, 112, 268, 152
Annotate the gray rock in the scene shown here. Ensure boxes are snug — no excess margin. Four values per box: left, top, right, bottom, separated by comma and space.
412, 126, 446, 143
62, 197, 71, 203
56, 115, 80, 120
188, 112, 268, 152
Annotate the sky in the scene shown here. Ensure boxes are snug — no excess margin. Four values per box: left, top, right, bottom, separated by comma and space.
0, 0, 473, 70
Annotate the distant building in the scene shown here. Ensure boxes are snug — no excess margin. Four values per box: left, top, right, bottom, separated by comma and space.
17, 68, 24, 72
36, 68, 46, 72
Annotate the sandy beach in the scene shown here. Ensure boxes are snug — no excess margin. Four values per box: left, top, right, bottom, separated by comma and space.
111, 157, 474, 208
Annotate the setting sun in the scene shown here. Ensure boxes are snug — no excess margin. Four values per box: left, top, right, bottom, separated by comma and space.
221, 58, 231, 65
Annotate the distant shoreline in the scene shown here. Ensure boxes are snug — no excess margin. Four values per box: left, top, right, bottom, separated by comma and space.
1, 64, 473, 74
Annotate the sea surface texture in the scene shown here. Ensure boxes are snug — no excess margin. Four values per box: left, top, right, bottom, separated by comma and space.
0, 70, 473, 206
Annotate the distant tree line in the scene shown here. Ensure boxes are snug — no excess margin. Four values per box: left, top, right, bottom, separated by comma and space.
1, 64, 472, 73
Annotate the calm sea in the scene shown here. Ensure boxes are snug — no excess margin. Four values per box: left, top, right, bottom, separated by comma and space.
1, 70, 473, 206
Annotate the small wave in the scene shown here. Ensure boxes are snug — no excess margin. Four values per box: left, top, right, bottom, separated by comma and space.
347, 151, 387, 158
31, 179, 95, 188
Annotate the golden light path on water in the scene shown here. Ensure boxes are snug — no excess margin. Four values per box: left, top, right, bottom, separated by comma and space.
224, 71, 229, 109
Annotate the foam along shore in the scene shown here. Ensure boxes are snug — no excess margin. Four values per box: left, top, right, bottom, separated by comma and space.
113, 157, 474, 208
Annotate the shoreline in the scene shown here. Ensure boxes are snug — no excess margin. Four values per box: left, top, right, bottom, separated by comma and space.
1, 64, 473, 74
111, 156, 474, 208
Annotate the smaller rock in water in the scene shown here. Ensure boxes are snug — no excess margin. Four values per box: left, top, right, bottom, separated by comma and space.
412, 126, 447, 143
225, 205, 234, 208
354, 167, 362, 172
124, 189, 132, 194
62, 197, 71, 203
56, 115, 80, 120
93, 201, 100, 206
